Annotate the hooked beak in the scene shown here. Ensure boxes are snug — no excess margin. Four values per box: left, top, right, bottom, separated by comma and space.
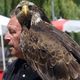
22, 5, 29, 15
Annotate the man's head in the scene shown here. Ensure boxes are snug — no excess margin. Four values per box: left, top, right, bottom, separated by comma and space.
4, 16, 23, 58
4, 0, 49, 58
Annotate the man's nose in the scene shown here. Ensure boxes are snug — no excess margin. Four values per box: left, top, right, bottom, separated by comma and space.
4, 32, 11, 44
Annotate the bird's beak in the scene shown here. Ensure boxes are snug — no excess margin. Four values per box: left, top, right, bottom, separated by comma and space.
22, 5, 29, 15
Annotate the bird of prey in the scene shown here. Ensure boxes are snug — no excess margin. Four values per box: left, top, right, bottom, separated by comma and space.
12, 0, 80, 80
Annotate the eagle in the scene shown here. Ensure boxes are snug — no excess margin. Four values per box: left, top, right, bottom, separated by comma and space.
11, 0, 80, 80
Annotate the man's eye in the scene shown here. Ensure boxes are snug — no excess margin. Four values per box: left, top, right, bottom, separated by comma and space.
10, 31, 15, 34
9, 30, 16, 34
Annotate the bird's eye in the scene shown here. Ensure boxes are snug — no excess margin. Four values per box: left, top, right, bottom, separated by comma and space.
28, 5, 32, 9
18, 7, 22, 10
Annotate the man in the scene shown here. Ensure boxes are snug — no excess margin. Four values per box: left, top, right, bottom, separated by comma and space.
3, 16, 42, 80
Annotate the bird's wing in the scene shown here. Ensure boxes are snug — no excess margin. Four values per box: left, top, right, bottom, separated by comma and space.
32, 21, 80, 63
20, 21, 80, 80
9, 0, 80, 79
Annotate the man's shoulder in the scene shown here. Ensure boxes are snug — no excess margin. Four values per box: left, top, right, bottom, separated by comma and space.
3, 58, 42, 80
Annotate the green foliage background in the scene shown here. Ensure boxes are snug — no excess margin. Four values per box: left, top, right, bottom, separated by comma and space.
1, 0, 80, 20
0, 0, 80, 44
54, 0, 80, 19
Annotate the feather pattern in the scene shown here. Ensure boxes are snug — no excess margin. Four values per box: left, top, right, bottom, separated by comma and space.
20, 21, 80, 80
11, 0, 80, 80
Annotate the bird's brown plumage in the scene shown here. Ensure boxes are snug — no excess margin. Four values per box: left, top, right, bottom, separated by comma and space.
11, 0, 80, 80
20, 21, 80, 80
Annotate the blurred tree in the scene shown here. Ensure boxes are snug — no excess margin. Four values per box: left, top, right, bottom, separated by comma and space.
4, 0, 7, 16
10, 0, 21, 11
1, 0, 80, 19
54, 0, 80, 19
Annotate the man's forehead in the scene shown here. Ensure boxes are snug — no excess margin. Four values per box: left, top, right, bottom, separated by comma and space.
8, 16, 20, 27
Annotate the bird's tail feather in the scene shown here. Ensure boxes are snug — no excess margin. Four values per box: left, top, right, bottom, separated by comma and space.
52, 60, 80, 80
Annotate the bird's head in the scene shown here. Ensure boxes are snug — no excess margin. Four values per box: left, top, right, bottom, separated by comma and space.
11, 0, 50, 29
